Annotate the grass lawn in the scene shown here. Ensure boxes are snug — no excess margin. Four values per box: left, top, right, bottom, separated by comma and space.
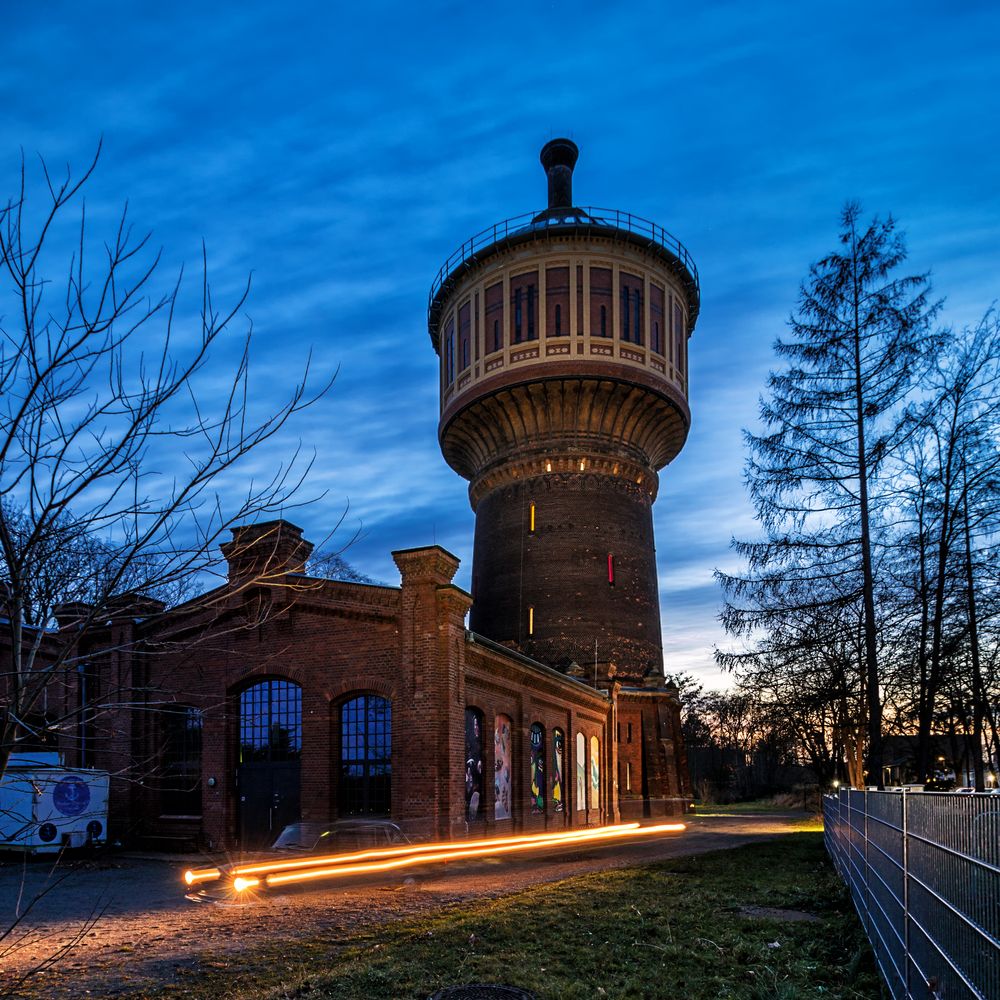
151, 832, 882, 1000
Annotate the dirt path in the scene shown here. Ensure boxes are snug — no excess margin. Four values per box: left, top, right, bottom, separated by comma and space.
1, 813, 811, 998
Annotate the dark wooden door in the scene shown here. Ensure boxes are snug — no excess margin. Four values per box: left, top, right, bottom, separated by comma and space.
237, 760, 300, 849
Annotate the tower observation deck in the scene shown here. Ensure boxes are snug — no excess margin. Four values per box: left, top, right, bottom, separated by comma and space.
429, 139, 699, 685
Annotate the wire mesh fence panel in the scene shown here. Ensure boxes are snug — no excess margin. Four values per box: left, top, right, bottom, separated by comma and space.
824, 790, 1000, 1000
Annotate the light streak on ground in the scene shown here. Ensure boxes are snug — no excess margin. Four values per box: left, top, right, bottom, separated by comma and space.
184, 821, 647, 887
251, 823, 685, 891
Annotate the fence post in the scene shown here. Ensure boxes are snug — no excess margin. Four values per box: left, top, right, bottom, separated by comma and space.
902, 789, 910, 998
864, 787, 871, 937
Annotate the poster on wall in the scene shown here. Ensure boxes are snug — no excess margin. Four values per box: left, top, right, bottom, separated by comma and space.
465, 708, 483, 822
576, 732, 586, 810
529, 723, 545, 814
590, 735, 600, 813
552, 729, 564, 812
494, 714, 512, 820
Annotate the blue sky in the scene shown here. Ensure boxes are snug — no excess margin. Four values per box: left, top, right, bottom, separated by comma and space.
3, 2, 999, 689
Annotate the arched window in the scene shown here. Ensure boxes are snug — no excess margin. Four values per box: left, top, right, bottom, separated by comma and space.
590, 735, 601, 810
530, 723, 546, 814
465, 707, 485, 822
552, 728, 565, 813
240, 680, 301, 763
554, 303, 562, 336
340, 694, 391, 816
600, 305, 607, 337
575, 732, 586, 811
494, 714, 512, 820
161, 705, 202, 816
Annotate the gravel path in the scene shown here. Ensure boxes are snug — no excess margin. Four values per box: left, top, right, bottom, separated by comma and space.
1, 813, 810, 998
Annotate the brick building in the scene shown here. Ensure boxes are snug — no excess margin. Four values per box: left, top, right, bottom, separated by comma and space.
8, 140, 696, 850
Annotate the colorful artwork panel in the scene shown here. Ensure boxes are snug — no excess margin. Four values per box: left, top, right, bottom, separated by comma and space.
494, 714, 512, 820
529, 723, 545, 814
465, 707, 484, 822
576, 732, 586, 811
552, 728, 564, 813
590, 735, 600, 813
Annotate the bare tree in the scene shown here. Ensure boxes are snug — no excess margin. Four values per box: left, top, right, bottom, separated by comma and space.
0, 146, 331, 781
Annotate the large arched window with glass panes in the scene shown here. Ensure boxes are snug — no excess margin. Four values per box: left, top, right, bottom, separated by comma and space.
339, 695, 391, 816
239, 680, 301, 763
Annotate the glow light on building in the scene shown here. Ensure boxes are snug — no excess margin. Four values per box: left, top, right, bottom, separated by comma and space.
231, 823, 685, 893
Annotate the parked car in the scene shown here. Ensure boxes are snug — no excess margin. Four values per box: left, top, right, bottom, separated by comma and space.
185, 818, 412, 903
269, 818, 411, 855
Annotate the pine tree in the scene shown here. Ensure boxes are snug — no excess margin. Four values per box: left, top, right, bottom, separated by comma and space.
719, 203, 941, 786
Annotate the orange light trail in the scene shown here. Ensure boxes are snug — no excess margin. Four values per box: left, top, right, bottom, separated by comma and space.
184, 821, 648, 887
258, 822, 684, 890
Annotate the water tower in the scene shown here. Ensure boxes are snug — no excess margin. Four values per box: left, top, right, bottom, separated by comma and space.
428, 139, 698, 686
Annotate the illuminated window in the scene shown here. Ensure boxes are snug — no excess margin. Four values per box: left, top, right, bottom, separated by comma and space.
626, 761, 632, 792
529, 502, 536, 533
607, 553, 615, 586
340, 694, 391, 816
528, 605, 534, 636
529, 723, 545, 814
575, 732, 586, 811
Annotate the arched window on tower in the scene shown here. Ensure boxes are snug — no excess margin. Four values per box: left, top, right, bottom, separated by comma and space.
590, 267, 612, 337
485, 281, 503, 353
650, 283, 665, 356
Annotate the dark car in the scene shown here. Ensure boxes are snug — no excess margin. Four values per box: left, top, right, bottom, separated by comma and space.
269, 818, 411, 854
184, 818, 412, 903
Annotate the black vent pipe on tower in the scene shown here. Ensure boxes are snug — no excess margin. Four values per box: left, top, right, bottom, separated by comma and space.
539, 138, 579, 210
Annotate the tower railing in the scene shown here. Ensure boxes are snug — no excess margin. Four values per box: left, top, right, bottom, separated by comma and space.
427, 206, 699, 324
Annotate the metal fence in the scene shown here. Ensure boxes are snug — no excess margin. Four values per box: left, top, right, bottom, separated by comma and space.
824, 789, 1000, 999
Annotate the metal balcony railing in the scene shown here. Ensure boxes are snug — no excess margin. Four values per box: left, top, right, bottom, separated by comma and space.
427, 207, 699, 326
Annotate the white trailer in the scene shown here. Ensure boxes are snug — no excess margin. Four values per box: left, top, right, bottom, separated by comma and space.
0, 753, 110, 853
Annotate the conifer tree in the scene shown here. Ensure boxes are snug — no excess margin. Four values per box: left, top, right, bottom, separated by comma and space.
719, 203, 940, 786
